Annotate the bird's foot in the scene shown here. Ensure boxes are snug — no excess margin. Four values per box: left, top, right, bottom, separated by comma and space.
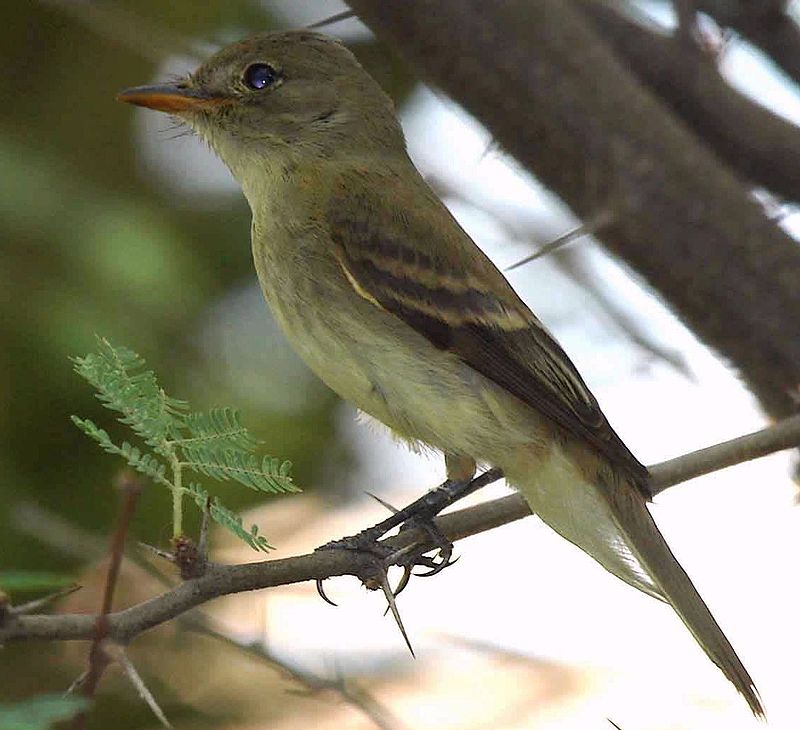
317, 476, 468, 564
314, 469, 503, 651
314, 476, 483, 601
314, 479, 471, 654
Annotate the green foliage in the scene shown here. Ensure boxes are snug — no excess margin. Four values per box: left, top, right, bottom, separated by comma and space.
72, 341, 186, 448
187, 484, 272, 552
70, 420, 169, 486
0, 572, 74, 594
0, 695, 88, 730
72, 338, 298, 551
174, 408, 294, 492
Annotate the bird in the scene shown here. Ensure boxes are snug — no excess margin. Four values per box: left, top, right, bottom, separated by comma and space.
117, 30, 762, 715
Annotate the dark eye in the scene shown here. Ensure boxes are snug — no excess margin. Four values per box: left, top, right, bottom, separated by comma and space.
243, 63, 280, 90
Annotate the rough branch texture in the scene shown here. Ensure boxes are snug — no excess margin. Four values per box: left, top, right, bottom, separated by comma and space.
696, 0, 800, 85
2, 412, 798, 646
577, 0, 800, 202
347, 0, 800, 421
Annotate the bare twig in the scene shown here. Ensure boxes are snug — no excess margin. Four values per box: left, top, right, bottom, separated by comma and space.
137, 542, 177, 564
1, 413, 798, 648
11, 584, 82, 616
70, 472, 143, 730
575, 0, 800, 204
65, 670, 91, 697
110, 645, 173, 728
673, 0, 697, 42
693, 0, 800, 87
648, 412, 800, 495
183, 614, 408, 730
504, 209, 614, 271
306, 9, 358, 30
12, 502, 107, 558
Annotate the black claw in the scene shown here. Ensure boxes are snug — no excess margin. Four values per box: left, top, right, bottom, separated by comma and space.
415, 556, 448, 576
314, 471, 499, 618
393, 565, 413, 598
414, 561, 448, 578
400, 514, 455, 570
316, 579, 338, 607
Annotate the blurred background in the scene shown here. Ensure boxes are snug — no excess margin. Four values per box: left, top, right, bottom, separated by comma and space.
2, 1, 799, 728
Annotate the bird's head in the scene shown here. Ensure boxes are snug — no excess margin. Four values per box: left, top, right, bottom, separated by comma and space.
118, 31, 404, 179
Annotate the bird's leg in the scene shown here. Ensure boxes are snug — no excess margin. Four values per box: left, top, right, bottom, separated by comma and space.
392, 454, 478, 575
318, 455, 480, 553
314, 460, 503, 638
317, 458, 504, 585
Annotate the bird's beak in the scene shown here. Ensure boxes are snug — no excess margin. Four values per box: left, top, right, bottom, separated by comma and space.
116, 83, 228, 113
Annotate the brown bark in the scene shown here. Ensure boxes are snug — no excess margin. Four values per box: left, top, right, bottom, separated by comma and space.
696, 0, 800, 86
578, 0, 800, 203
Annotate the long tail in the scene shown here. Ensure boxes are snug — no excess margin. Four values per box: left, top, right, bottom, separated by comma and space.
508, 449, 763, 717
603, 476, 763, 717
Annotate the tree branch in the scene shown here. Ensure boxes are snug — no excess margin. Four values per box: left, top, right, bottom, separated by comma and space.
648, 410, 800, 494
71, 473, 143, 730
346, 0, 800, 423
694, 0, 800, 86
673, 0, 698, 42
576, 0, 800, 203
2, 412, 798, 646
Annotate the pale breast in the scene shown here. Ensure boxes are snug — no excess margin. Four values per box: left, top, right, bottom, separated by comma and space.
250, 217, 547, 461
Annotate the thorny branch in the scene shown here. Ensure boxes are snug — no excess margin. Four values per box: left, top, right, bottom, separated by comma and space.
1, 412, 799, 647
11, 502, 402, 730
575, 0, 800, 204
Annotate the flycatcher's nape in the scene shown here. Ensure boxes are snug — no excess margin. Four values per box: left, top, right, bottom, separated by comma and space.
118, 30, 763, 716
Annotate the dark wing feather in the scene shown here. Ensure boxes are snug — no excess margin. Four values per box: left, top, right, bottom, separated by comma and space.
327, 183, 648, 483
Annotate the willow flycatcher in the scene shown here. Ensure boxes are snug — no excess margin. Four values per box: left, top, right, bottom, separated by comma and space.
118, 31, 761, 715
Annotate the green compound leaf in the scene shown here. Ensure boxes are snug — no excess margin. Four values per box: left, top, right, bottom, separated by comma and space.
180, 448, 295, 493
186, 483, 272, 552
71, 337, 186, 448
72, 339, 297, 552
71, 417, 169, 486
179, 408, 259, 452
177, 408, 295, 493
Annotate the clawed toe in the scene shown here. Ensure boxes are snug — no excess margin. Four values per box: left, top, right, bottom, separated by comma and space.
315, 578, 338, 606
314, 480, 465, 606
396, 512, 457, 575
312, 470, 499, 650
385, 533, 458, 601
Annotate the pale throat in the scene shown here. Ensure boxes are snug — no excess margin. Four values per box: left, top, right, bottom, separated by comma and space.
189, 118, 294, 210
221, 143, 300, 216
